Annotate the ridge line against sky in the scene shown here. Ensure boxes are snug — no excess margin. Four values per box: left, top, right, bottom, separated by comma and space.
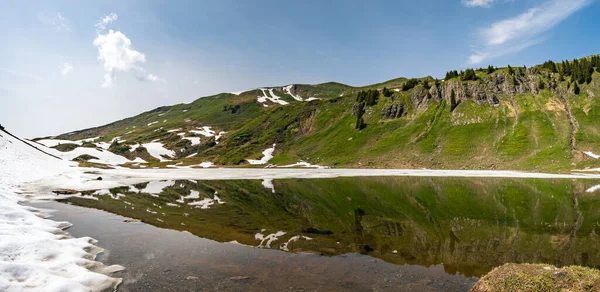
0, 0, 597, 137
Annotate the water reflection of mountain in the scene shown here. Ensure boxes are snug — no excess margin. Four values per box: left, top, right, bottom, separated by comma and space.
62, 177, 600, 277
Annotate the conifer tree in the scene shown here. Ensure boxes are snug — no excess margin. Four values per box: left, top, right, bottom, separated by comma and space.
450, 89, 458, 112
507, 65, 514, 75
355, 102, 366, 129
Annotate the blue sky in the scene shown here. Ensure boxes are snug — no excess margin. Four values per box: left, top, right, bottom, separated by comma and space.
0, 0, 597, 137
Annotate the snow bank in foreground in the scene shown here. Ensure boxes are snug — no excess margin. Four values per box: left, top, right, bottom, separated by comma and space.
0, 131, 123, 291
247, 144, 276, 165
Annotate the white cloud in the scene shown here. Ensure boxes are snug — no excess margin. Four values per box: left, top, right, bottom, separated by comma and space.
58, 62, 73, 76
468, 0, 590, 64
37, 12, 70, 31
462, 0, 496, 8
95, 13, 118, 31
94, 29, 160, 88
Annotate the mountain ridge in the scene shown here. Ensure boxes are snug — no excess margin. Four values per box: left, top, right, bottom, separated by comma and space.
39, 54, 600, 172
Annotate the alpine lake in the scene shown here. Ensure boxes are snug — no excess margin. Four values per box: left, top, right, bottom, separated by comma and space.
41, 176, 600, 291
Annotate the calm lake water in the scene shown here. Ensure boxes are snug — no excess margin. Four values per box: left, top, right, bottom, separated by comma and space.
38, 176, 600, 291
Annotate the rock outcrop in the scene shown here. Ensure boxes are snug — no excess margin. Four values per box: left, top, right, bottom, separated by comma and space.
382, 104, 405, 119
407, 71, 563, 110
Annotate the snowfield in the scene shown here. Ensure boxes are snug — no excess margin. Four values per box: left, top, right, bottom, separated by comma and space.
0, 130, 124, 292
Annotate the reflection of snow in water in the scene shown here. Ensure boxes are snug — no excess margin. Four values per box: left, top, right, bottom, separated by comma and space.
255, 231, 286, 248
586, 184, 600, 193
280, 235, 312, 252
176, 190, 200, 203
93, 189, 125, 200
188, 192, 225, 209
141, 180, 175, 197
262, 179, 275, 193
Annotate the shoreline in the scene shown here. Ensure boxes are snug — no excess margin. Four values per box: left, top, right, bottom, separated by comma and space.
23, 167, 600, 194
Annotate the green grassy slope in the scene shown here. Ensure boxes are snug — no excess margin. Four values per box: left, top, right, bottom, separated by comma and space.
51, 57, 600, 172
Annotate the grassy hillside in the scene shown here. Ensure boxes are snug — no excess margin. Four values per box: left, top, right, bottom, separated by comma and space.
50, 56, 600, 172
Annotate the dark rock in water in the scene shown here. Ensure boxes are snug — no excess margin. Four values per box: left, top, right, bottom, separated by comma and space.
96, 176, 103, 181
52, 189, 78, 195
229, 276, 252, 281
302, 227, 333, 235
382, 104, 405, 119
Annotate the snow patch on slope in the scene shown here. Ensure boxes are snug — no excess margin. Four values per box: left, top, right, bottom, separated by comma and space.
142, 142, 174, 161
247, 144, 276, 165
257, 88, 289, 107
283, 85, 303, 101
255, 231, 286, 248
584, 151, 600, 159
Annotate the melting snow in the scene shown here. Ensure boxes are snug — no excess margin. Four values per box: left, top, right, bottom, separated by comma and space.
148, 121, 159, 126
35, 139, 83, 147
587, 184, 600, 193
184, 137, 201, 146
277, 161, 328, 169
199, 162, 214, 168
142, 142, 175, 161
190, 126, 215, 137
228, 89, 251, 95
255, 231, 286, 248
585, 151, 600, 159
280, 235, 312, 252
257, 88, 289, 107
283, 85, 303, 101
0, 131, 124, 291
37, 144, 132, 165
247, 144, 276, 165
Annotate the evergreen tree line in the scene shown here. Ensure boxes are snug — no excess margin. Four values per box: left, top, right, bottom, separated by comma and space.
382, 87, 393, 97
355, 102, 366, 130
444, 68, 482, 81
356, 89, 380, 106
541, 57, 599, 85
401, 78, 420, 91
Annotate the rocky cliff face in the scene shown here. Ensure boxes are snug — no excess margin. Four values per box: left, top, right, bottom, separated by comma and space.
382, 104, 405, 119
409, 70, 560, 112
